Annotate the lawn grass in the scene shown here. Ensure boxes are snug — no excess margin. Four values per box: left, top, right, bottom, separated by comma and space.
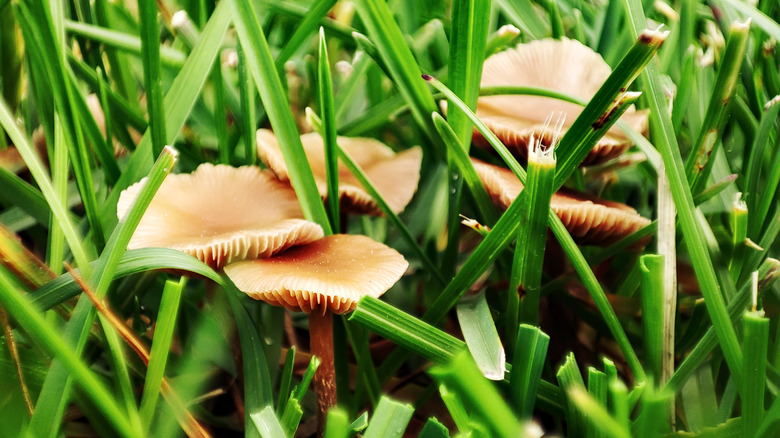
1, 0, 780, 436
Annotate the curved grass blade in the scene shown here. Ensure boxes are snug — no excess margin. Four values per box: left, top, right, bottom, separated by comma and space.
223, 276, 273, 438
232, 0, 331, 233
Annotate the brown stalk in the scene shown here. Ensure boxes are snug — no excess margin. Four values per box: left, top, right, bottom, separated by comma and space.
64, 264, 211, 438
309, 311, 335, 436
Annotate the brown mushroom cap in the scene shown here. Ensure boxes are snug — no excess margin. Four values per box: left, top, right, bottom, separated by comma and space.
471, 159, 651, 245
257, 129, 422, 215
117, 163, 324, 268
224, 234, 408, 315
472, 38, 648, 165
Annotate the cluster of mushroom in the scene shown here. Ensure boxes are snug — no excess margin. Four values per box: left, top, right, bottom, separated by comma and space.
118, 131, 421, 429
466, 37, 651, 245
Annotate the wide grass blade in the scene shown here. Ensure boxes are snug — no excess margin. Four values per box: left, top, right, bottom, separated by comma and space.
362, 396, 414, 438
509, 324, 550, 419
456, 292, 505, 380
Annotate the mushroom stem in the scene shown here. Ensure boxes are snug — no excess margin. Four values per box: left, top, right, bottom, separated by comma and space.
309, 310, 336, 435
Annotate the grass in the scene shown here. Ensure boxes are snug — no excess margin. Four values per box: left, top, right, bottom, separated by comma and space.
1, 0, 780, 436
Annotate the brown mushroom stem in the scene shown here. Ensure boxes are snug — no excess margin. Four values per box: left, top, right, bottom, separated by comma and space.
309, 311, 336, 435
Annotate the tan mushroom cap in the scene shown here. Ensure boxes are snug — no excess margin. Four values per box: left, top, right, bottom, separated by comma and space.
225, 234, 408, 315
472, 38, 648, 165
257, 129, 422, 215
117, 163, 324, 269
472, 159, 651, 245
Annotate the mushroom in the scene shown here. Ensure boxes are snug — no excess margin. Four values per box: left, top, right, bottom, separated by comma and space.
472, 159, 651, 245
117, 163, 324, 269
470, 38, 648, 165
256, 129, 423, 215
224, 234, 408, 431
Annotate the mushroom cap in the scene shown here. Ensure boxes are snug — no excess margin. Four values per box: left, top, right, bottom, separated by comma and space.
471, 159, 651, 245
117, 163, 324, 269
225, 234, 408, 315
257, 129, 422, 215
473, 38, 649, 165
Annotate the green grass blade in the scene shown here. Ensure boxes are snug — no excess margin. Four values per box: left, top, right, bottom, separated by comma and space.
745, 97, 780, 229
515, 136, 556, 326
64, 20, 186, 67
350, 296, 466, 364
429, 350, 522, 438
276, 0, 337, 67
250, 405, 286, 438
139, 277, 185, 428
0, 98, 92, 273
308, 111, 445, 284
363, 396, 414, 438
456, 292, 505, 380
493, 0, 547, 39
568, 387, 630, 438
324, 408, 350, 438
431, 113, 497, 224
224, 278, 274, 438
231, 0, 331, 233
685, 20, 750, 192
352, 0, 441, 151
318, 27, 340, 232
664, 258, 780, 392
0, 269, 140, 438
236, 40, 256, 165
509, 324, 550, 419
32, 248, 222, 310
138, 0, 166, 158
640, 255, 664, 381
743, 306, 769, 435
557, 353, 587, 438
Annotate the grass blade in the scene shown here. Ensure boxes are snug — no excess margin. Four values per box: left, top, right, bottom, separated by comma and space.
363, 396, 414, 438
139, 277, 185, 428
231, 0, 331, 233
318, 27, 340, 232
456, 292, 505, 380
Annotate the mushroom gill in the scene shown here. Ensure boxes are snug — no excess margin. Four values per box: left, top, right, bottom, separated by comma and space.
117, 163, 324, 269
472, 38, 648, 165
472, 159, 651, 245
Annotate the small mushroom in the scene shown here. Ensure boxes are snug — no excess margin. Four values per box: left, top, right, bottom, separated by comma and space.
472, 38, 648, 165
472, 159, 651, 245
117, 163, 324, 269
256, 129, 423, 215
225, 234, 408, 431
